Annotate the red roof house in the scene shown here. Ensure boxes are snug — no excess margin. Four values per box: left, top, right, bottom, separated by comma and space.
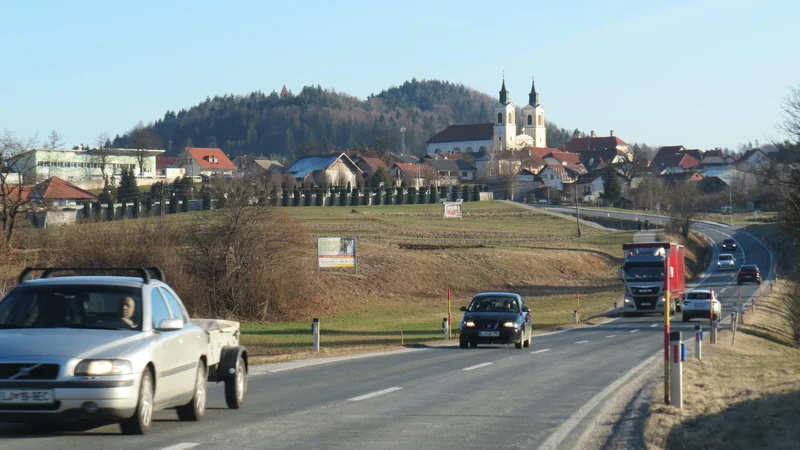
173, 147, 236, 177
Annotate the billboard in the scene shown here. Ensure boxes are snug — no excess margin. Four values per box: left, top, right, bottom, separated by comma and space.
443, 202, 462, 219
317, 237, 357, 268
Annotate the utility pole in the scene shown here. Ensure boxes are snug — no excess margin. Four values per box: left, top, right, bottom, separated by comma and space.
575, 181, 581, 237
400, 127, 406, 155
729, 174, 733, 226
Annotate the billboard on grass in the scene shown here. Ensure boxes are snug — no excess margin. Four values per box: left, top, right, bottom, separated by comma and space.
443, 201, 462, 219
317, 237, 356, 268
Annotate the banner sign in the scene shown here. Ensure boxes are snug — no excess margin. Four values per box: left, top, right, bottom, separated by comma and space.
443, 202, 462, 219
317, 237, 356, 268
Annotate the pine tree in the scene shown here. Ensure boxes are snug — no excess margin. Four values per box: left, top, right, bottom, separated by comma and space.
603, 167, 623, 207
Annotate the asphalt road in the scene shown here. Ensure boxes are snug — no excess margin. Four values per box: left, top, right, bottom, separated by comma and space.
0, 208, 774, 450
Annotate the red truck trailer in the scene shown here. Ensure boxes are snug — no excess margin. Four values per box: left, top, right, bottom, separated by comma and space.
618, 242, 686, 315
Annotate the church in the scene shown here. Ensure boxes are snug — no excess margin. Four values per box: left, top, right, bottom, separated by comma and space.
425, 78, 547, 155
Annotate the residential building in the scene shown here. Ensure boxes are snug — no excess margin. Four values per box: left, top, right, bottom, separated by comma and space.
421, 159, 478, 184
8, 147, 164, 189
649, 146, 701, 174
425, 77, 547, 154
390, 163, 440, 188
539, 164, 579, 191
286, 153, 362, 187
354, 156, 389, 180
563, 131, 633, 162
737, 148, 771, 171
576, 172, 606, 201
29, 176, 97, 207
173, 147, 236, 178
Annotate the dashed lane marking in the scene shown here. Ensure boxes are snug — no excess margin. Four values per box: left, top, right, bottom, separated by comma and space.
347, 387, 403, 402
531, 349, 551, 354
159, 444, 200, 450
630, 329, 640, 333
575, 340, 589, 344
462, 362, 494, 371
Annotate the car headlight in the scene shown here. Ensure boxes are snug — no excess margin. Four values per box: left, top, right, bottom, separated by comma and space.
75, 359, 133, 376
658, 296, 666, 303
463, 321, 475, 328
503, 321, 518, 328
624, 296, 632, 303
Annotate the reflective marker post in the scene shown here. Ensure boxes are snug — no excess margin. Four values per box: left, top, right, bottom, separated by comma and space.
695, 325, 702, 360
671, 331, 683, 409
442, 317, 450, 340
664, 248, 671, 405
312, 318, 320, 353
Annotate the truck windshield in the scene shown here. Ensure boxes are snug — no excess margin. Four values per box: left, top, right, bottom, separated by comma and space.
0, 285, 143, 331
624, 266, 664, 282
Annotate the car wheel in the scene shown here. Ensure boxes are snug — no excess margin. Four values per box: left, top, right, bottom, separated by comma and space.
120, 369, 154, 435
177, 362, 207, 421
459, 338, 468, 349
469, 341, 478, 348
682, 316, 689, 322
523, 328, 531, 347
224, 355, 247, 409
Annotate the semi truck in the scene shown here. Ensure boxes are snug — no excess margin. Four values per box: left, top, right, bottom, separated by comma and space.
618, 242, 685, 316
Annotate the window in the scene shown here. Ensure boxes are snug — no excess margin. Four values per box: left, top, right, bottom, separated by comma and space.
527, 115, 532, 125
508, 112, 512, 124
160, 288, 187, 323
462, 171, 468, 178
150, 288, 172, 329
550, 174, 554, 180
466, 147, 473, 152
538, 115, 543, 126
478, 146, 487, 152
497, 112, 503, 124
453, 147, 461, 153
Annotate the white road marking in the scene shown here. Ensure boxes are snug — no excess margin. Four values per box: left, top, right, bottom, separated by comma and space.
462, 362, 494, 371
531, 349, 550, 354
159, 444, 200, 450
347, 387, 403, 402
539, 353, 660, 450
575, 340, 589, 344
629, 329, 640, 333
650, 324, 658, 328
606, 335, 617, 338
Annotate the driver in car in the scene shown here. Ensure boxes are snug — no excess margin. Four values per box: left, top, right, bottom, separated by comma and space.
115, 297, 138, 329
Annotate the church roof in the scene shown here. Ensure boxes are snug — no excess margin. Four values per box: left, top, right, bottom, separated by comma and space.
426, 123, 494, 144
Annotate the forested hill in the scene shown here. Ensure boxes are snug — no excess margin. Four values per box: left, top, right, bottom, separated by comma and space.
112, 79, 575, 159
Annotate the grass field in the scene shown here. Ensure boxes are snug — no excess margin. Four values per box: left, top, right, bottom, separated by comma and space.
644, 281, 800, 449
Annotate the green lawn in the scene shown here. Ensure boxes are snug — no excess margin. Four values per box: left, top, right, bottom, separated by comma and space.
240, 288, 621, 361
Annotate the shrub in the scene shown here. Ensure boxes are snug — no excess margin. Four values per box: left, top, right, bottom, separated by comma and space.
82, 202, 90, 221
408, 187, 417, 204
107, 199, 114, 221
120, 200, 128, 219
132, 198, 141, 218
304, 189, 312, 206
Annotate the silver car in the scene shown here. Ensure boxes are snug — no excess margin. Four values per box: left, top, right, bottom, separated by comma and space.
0, 267, 246, 434
717, 253, 736, 270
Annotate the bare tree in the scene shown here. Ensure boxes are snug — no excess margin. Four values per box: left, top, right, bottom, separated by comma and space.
614, 148, 649, 187
131, 122, 162, 174
1, 130, 38, 247
44, 130, 64, 149
661, 180, 704, 237
500, 164, 521, 201
90, 133, 113, 189
779, 85, 800, 142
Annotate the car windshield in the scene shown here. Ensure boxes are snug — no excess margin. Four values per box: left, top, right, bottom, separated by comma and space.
0, 285, 143, 331
724, 239, 735, 244
468, 297, 520, 312
720, 254, 733, 261
741, 265, 758, 271
624, 265, 664, 282
687, 292, 712, 300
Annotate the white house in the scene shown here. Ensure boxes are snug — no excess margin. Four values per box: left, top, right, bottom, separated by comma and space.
173, 147, 236, 178
538, 164, 578, 191
737, 148, 770, 172
286, 153, 362, 187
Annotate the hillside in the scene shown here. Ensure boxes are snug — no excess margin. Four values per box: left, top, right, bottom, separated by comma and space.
110, 79, 575, 159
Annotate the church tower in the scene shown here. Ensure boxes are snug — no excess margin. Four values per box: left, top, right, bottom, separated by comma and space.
493, 78, 517, 151
522, 78, 546, 148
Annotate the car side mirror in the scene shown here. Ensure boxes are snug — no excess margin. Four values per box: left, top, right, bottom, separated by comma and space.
522, 307, 530, 313
459, 306, 467, 312
157, 318, 184, 331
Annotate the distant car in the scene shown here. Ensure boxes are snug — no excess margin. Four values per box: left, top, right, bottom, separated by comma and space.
682, 289, 722, 322
459, 292, 532, 349
721, 239, 738, 252
717, 253, 736, 270
738, 264, 762, 285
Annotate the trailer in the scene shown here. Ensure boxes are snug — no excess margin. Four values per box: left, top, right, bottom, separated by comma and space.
618, 242, 685, 315
192, 319, 249, 409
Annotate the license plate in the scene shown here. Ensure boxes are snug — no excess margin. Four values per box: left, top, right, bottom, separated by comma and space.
641, 302, 651, 306
0, 389, 54, 405
479, 331, 500, 337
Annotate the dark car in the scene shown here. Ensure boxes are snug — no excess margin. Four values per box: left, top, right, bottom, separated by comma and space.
721, 239, 738, 252
459, 292, 532, 349
737, 264, 761, 285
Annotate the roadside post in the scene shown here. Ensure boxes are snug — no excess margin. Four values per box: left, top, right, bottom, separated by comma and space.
671, 331, 683, 408
312, 318, 320, 353
573, 310, 578, 324
447, 288, 452, 340
732, 312, 738, 346
442, 317, 449, 340
663, 247, 672, 404
695, 325, 702, 360
576, 290, 581, 323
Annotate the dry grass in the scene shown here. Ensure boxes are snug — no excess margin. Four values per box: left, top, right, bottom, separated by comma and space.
645, 282, 800, 450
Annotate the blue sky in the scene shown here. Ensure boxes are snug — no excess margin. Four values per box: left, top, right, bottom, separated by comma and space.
1, 0, 796, 151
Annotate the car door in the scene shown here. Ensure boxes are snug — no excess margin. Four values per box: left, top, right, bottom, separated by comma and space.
148, 287, 186, 408
159, 286, 203, 397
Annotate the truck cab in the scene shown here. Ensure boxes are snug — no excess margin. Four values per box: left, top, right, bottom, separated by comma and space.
619, 242, 685, 316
